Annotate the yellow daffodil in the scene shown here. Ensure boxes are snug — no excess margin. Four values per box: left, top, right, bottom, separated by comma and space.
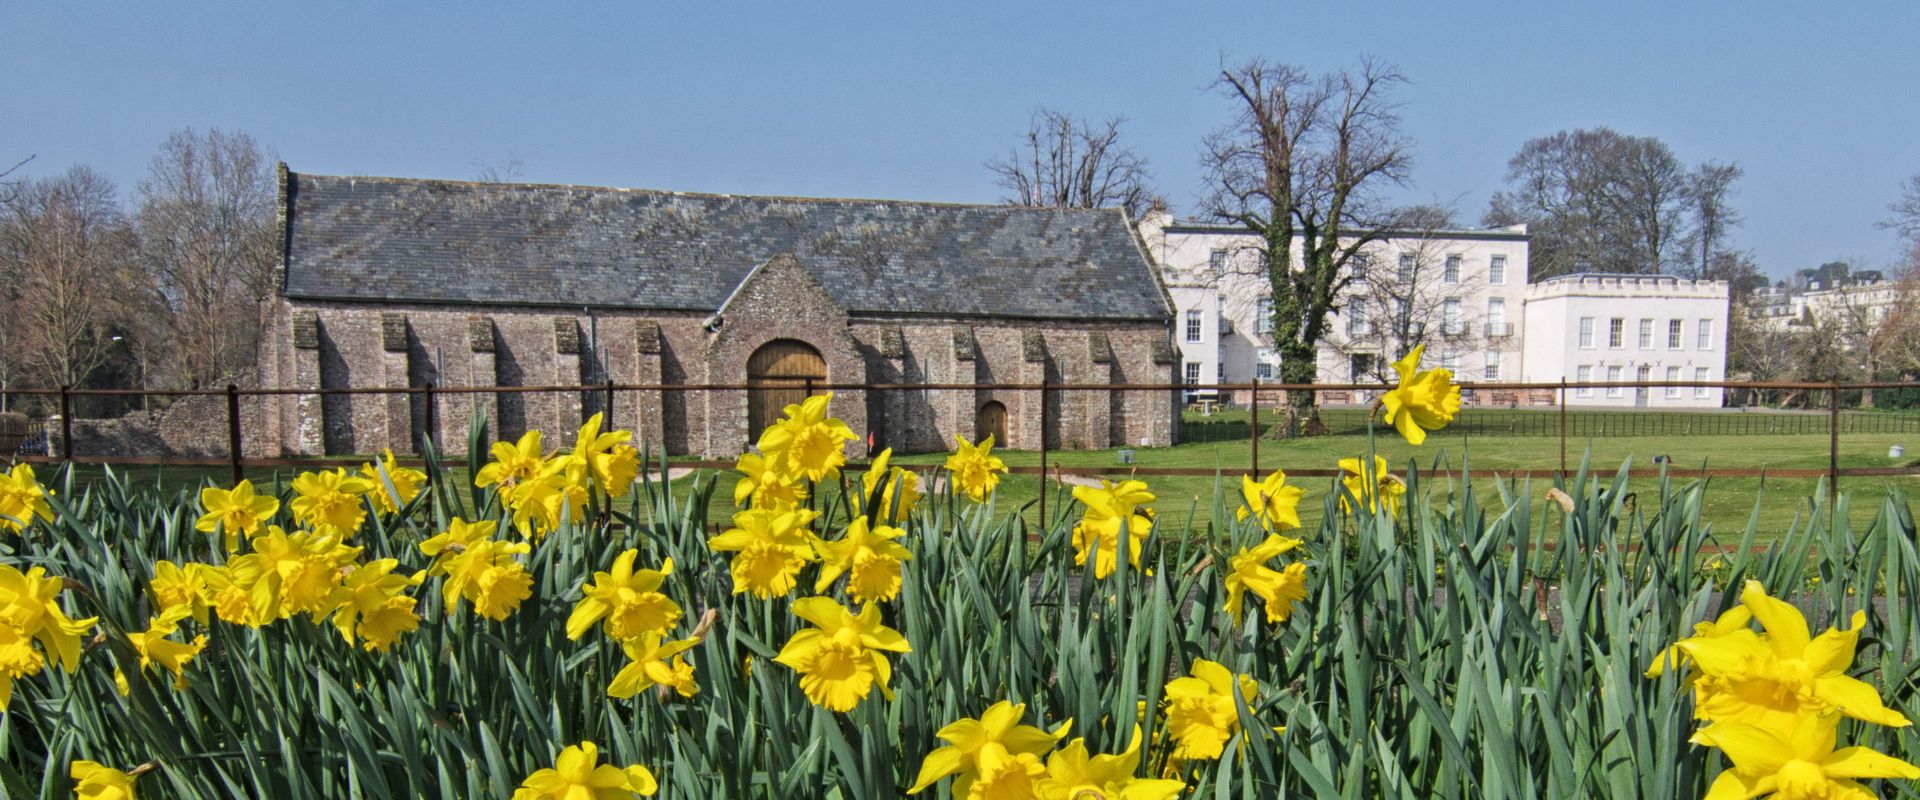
0, 563, 97, 675
944, 434, 1007, 502
908, 700, 1069, 796
288, 469, 375, 538
70, 760, 139, 800
813, 516, 913, 604
0, 463, 54, 534
733, 451, 807, 510
112, 606, 207, 695
756, 393, 857, 482
1693, 713, 1920, 800
1040, 726, 1186, 800
773, 597, 911, 712
1163, 659, 1261, 761
567, 551, 682, 642
608, 632, 702, 699
511, 741, 658, 799
201, 556, 276, 628
1337, 456, 1404, 516
194, 479, 278, 551
1683, 581, 1911, 729
506, 464, 591, 540
562, 413, 640, 498
1224, 535, 1309, 625
359, 450, 426, 514
441, 539, 534, 621
708, 507, 820, 599
1237, 470, 1303, 533
1645, 605, 1754, 679
0, 622, 45, 708
149, 561, 211, 626
1379, 344, 1461, 445
1071, 480, 1156, 579
251, 526, 362, 621
330, 558, 422, 652
419, 518, 498, 575
861, 448, 922, 523
477, 430, 546, 489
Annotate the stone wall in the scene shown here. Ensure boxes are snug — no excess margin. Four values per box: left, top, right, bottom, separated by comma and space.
258, 291, 1178, 459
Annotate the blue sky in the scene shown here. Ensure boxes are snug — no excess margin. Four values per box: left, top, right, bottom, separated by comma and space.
5, 3, 1917, 277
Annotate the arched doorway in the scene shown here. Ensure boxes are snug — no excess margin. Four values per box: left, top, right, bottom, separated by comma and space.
747, 339, 827, 442
976, 400, 1008, 446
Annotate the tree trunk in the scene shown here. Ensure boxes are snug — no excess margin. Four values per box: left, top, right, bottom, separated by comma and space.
1271, 337, 1325, 438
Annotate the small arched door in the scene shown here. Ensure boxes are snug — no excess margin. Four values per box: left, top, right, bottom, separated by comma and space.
747, 339, 827, 442
976, 400, 1008, 446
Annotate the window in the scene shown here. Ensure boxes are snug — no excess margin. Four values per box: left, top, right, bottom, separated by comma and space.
1255, 362, 1273, 380
1487, 298, 1506, 333
1256, 298, 1273, 334
1697, 318, 1714, 350
1489, 255, 1507, 285
1606, 366, 1624, 397
1351, 260, 1368, 285
1668, 319, 1683, 349
1443, 298, 1463, 334
1184, 362, 1200, 385
1576, 365, 1594, 397
1217, 362, 1225, 380
1396, 298, 1412, 330
1608, 318, 1624, 349
1666, 366, 1681, 398
1348, 301, 1369, 336
1209, 249, 1227, 273
1638, 319, 1653, 349
1398, 253, 1415, 282
1444, 255, 1461, 284
1578, 317, 1595, 349
1440, 350, 1459, 371
1185, 310, 1202, 343
1484, 351, 1500, 380
1694, 367, 1710, 398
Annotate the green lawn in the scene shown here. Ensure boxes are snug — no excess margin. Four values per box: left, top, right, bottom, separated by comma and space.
32, 406, 1920, 544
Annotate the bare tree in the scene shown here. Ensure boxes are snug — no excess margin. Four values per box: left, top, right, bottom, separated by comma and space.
1685, 161, 1743, 278
1884, 174, 1920, 243
1485, 127, 1700, 278
989, 108, 1156, 219
473, 153, 525, 184
134, 128, 278, 389
1331, 204, 1497, 384
1203, 56, 1412, 435
0, 167, 138, 393
0, 155, 31, 205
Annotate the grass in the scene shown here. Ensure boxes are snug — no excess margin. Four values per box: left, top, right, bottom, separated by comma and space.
37, 406, 1920, 544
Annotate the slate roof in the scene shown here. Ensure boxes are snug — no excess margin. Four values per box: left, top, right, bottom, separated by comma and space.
281, 170, 1170, 322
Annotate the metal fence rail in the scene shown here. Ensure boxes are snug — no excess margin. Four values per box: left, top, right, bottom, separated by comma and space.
4, 380, 1919, 517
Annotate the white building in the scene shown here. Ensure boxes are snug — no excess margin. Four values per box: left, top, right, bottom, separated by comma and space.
1138, 213, 1732, 408
1521, 274, 1730, 408
1750, 277, 1902, 332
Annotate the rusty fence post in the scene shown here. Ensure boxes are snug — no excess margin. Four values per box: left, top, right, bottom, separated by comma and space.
1558, 378, 1568, 479
226, 384, 243, 485
1249, 378, 1259, 476
1830, 381, 1841, 513
59, 385, 74, 465
604, 379, 616, 430
1038, 374, 1050, 534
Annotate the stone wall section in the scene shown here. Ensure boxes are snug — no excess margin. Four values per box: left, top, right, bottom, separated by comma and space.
258, 293, 1176, 459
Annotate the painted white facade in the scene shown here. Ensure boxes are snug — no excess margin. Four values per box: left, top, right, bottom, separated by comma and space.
1521, 274, 1730, 408
1749, 280, 1902, 332
1137, 213, 1732, 408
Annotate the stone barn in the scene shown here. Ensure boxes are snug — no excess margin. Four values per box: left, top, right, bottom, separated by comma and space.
255, 166, 1180, 459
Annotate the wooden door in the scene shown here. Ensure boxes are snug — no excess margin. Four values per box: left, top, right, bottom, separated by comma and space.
976, 400, 1008, 446
747, 339, 827, 442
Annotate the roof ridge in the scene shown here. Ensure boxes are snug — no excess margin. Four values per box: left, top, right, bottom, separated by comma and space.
291, 168, 1130, 217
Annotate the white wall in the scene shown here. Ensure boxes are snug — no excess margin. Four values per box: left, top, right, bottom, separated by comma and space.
1521, 274, 1730, 408
1138, 213, 1531, 401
